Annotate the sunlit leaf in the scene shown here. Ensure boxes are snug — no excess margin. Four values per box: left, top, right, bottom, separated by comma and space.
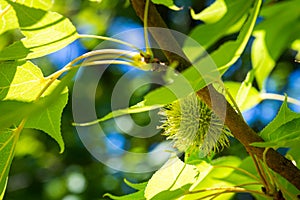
252, 99, 300, 148
0, 0, 55, 35
235, 69, 256, 108
0, 61, 69, 152
0, 178, 6, 200
291, 39, 300, 52
189, 0, 252, 49
151, 0, 182, 11
251, 0, 300, 89
0, 0, 19, 35
88, 0, 102, 3
0, 66, 73, 197
224, 81, 261, 111
145, 156, 199, 199
145, 156, 245, 200
291, 39, 300, 62
225, 157, 260, 184
11, 0, 53, 10
0, 1, 78, 60
0, 61, 45, 101
190, 0, 227, 24
183, 156, 242, 200
224, 157, 265, 199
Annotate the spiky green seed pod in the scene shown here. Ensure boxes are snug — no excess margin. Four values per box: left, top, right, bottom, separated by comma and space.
158, 93, 231, 157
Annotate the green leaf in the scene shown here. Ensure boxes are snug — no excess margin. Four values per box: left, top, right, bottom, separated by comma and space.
226, 156, 259, 184
287, 143, 300, 168
183, 156, 242, 200
151, 0, 182, 11
273, 170, 300, 200
0, 61, 69, 152
0, 178, 7, 200
0, 57, 76, 200
124, 179, 148, 191
0, 0, 56, 37
144, 0, 261, 106
0, 129, 18, 199
24, 89, 68, 153
235, 70, 256, 109
291, 39, 300, 62
0, 61, 45, 101
104, 191, 145, 200
291, 39, 300, 52
224, 157, 264, 199
0, 0, 19, 35
259, 99, 300, 139
144, 156, 199, 199
0, 100, 30, 129
190, 0, 227, 24
224, 81, 261, 111
252, 99, 300, 148
210, 0, 261, 75
145, 157, 243, 199
104, 179, 147, 200
252, 119, 300, 148
251, 0, 300, 89
144, 66, 197, 106
150, 185, 191, 200
25, 0, 54, 10
27, 68, 77, 152
113, 156, 261, 200
0, 1, 78, 60
189, 0, 252, 49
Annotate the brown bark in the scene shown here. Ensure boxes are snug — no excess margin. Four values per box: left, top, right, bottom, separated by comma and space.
197, 85, 300, 190
130, 0, 191, 71
130, 0, 300, 190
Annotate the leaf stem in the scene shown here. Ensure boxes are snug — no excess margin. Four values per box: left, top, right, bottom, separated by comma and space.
186, 186, 269, 199
46, 49, 146, 81
262, 148, 277, 192
143, 0, 153, 57
0, 4, 11, 18
168, 163, 186, 190
260, 93, 300, 106
213, 165, 262, 182
250, 153, 270, 192
78, 34, 145, 53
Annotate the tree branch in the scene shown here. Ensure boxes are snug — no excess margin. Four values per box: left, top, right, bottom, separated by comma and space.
130, 0, 300, 190
130, 0, 190, 71
197, 85, 300, 190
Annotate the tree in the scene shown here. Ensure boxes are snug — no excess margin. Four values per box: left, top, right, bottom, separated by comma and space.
0, 0, 299, 199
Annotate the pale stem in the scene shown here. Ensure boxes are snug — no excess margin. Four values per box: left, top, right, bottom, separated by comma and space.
143, 0, 153, 56
78, 34, 144, 53
260, 93, 300, 106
